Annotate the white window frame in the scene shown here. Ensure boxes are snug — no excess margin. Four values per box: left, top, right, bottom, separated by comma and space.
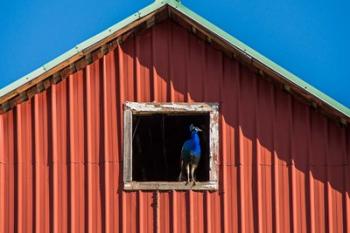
123, 102, 219, 191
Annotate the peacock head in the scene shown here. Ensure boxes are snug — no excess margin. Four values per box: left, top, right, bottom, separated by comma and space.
189, 124, 202, 133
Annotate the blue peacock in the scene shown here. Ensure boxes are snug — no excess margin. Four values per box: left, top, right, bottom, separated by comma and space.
178, 124, 202, 184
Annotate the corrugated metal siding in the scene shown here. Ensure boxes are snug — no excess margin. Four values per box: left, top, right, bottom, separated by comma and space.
1, 19, 350, 233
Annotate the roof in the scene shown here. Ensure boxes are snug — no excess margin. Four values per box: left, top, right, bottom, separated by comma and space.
1, 0, 349, 122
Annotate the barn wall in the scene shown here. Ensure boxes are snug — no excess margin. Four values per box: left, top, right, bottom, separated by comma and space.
1, 19, 350, 233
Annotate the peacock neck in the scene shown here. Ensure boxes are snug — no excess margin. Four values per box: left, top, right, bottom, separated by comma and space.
191, 131, 200, 147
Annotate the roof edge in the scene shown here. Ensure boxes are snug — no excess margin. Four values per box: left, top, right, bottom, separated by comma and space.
0, 0, 349, 120
0, 0, 167, 101
166, 1, 350, 119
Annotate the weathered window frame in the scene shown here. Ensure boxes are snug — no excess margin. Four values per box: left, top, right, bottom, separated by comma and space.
123, 102, 219, 191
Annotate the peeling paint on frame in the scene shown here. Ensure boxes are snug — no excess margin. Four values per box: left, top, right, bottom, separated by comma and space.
123, 102, 219, 191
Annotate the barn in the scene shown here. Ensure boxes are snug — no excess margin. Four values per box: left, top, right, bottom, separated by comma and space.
1, 0, 349, 232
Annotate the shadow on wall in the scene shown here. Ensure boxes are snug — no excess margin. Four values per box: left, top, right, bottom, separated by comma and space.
121, 19, 350, 199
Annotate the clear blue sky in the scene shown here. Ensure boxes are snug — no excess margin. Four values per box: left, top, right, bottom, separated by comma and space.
0, 0, 349, 107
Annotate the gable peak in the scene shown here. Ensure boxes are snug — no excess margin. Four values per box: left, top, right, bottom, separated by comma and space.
155, 0, 181, 4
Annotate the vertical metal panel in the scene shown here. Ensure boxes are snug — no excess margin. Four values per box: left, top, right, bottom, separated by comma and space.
1, 19, 350, 233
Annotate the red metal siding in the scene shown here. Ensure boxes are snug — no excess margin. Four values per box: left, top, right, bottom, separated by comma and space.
1, 19, 350, 233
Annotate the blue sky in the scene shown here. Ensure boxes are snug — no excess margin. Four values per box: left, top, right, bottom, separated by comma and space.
0, 0, 349, 107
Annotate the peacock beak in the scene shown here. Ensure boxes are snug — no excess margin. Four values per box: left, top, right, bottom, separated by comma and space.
196, 127, 202, 132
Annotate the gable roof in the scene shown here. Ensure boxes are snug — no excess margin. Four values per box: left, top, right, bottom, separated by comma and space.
1, 0, 349, 123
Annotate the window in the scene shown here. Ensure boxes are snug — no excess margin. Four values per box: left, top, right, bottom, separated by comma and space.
123, 102, 219, 190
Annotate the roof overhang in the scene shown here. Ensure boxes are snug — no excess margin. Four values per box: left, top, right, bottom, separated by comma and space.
1, 0, 349, 124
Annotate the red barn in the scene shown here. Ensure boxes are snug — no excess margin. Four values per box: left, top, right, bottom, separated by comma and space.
1, 0, 349, 232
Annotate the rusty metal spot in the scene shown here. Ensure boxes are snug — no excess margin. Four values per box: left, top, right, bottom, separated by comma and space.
101, 45, 109, 55
52, 73, 62, 84
69, 63, 77, 73
1, 102, 10, 112
340, 118, 347, 127
85, 53, 93, 65
19, 92, 28, 102
191, 26, 197, 34
36, 82, 45, 93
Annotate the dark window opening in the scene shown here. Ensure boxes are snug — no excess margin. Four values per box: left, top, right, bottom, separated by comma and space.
132, 113, 210, 182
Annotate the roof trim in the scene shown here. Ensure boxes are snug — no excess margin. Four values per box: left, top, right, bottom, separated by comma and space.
166, 0, 350, 119
0, 0, 167, 102
1, 0, 349, 119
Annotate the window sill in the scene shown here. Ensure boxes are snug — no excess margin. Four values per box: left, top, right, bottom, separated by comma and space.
124, 181, 218, 191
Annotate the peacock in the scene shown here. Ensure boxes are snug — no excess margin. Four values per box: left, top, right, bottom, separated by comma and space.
178, 124, 202, 185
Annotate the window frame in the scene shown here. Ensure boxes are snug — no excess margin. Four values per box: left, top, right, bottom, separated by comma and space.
123, 102, 219, 191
